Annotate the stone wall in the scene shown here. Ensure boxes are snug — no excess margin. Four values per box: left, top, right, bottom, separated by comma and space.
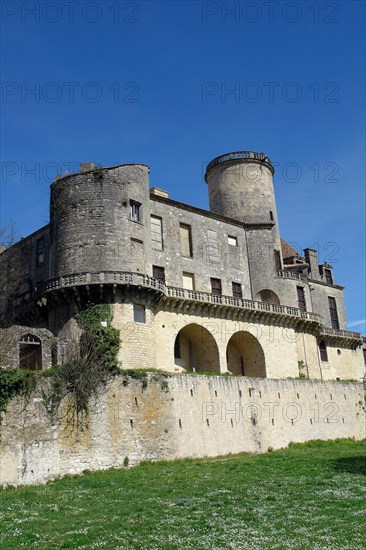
1, 374, 364, 486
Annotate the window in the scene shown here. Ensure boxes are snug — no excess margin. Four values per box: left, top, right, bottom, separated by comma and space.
130, 200, 141, 222
324, 268, 333, 285
36, 237, 45, 267
319, 341, 328, 362
228, 235, 238, 247
207, 230, 219, 262
297, 286, 306, 312
328, 297, 339, 329
133, 304, 146, 323
174, 334, 181, 359
211, 278, 222, 296
180, 223, 193, 257
274, 250, 281, 271
153, 265, 165, 283
232, 282, 242, 298
151, 215, 163, 250
270, 211, 274, 221
182, 272, 195, 290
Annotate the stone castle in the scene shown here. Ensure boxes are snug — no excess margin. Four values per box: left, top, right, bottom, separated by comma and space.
1, 151, 365, 380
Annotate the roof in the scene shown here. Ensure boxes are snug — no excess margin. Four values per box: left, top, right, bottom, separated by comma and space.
281, 238, 302, 260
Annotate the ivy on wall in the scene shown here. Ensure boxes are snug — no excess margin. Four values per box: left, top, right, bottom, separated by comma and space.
0, 369, 37, 419
43, 303, 121, 429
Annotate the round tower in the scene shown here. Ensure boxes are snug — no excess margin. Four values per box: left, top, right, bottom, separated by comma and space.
205, 151, 283, 298
50, 163, 151, 278
205, 151, 278, 224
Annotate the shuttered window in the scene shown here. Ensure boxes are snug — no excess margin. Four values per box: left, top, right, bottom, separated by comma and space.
328, 297, 340, 329
297, 286, 306, 312
319, 341, 328, 362
151, 216, 163, 250
211, 278, 222, 296
324, 269, 333, 285
180, 223, 193, 257
153, 265, 165, 282
232, 282, 242, 298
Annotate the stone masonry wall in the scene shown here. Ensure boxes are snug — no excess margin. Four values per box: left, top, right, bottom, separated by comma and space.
1, 375, 364, 486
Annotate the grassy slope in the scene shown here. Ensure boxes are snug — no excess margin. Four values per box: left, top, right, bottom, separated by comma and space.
0, 439, 365, 549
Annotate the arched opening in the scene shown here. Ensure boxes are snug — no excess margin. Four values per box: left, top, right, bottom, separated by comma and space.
174, 323, 220, 373
255, 289, 280, 305
226, 331, 266, 377
19, 334, 42, 371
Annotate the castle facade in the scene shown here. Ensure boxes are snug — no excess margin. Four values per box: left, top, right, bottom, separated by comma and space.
1, 151, 364, 380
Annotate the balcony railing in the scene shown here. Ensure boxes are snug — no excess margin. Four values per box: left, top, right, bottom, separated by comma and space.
276, 270, 306, 281
35, 270, 323, 325
320, 326, 362, 340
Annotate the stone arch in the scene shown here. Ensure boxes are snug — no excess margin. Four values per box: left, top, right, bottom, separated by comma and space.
174, 323, 220, 373
255, 289, 280, 305
226, 331, 266, 377
19, 333, 43, 370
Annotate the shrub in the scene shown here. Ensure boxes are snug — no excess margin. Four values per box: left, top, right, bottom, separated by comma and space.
0, 368, 37, 418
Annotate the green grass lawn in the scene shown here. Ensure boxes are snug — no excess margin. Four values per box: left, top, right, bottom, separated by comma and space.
1, 439, 365, 549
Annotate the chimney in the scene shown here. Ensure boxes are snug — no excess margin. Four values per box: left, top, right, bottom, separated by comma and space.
150, 187, 169, 199
304, 248, 320, 280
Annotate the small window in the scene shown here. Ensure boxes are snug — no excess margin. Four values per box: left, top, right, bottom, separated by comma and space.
182, 272, 195, 290
130, 200, 142, 222
297, 286, 306, 312
328, 297, 339, 329
228, 235, 238, 247
232, 282, 242, 298
319, 341, 328, 362
180, 223, 193, 257
151, 215, 163, 250
174, 334, 181, 359
211, 277, 222, 296
36, 237, 45, 267
153, 265, 165, 283
274, 250, 281, 271
270, 211, 274, 221
133, 304, 146, 323
324, 268, 333, 285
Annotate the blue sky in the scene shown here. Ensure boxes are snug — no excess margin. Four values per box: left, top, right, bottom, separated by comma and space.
0, 0, 365, 332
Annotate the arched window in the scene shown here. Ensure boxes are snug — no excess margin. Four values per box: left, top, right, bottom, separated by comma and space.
255, 289, 280, 305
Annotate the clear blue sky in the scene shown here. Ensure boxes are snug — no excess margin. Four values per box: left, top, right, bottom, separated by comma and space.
1, 1, 365, 332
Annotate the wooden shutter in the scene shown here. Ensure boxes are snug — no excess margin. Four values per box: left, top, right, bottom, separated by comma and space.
211, 278, 222, 296
328, 297, 339, 329
297, 286, 306, 312
232, 282, 242, 298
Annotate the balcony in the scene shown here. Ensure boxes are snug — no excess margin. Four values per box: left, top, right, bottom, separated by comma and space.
35, 270, 323, 327
276, 270, 307, 282
319, 326, 362, 345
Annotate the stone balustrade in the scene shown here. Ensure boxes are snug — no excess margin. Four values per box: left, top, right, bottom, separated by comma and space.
36, 270, 325, 325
